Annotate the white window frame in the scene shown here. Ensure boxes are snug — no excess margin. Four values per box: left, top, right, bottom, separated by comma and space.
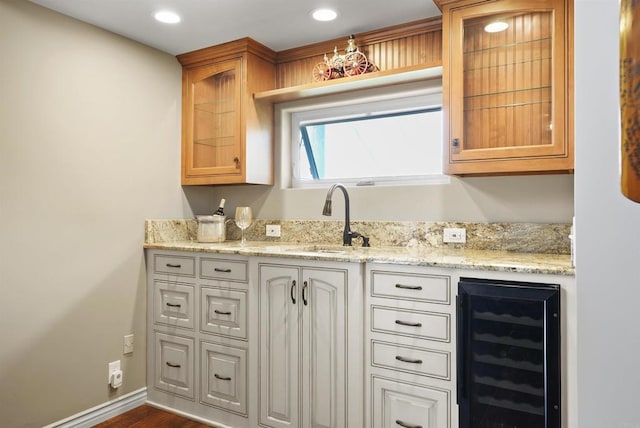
282, 80, 449, 189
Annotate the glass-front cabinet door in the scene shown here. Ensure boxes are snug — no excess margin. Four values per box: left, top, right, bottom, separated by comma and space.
442, 0, 572, 174
183, 59, 242, 181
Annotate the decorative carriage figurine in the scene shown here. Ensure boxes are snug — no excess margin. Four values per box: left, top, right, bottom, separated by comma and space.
312, 35, 379, 82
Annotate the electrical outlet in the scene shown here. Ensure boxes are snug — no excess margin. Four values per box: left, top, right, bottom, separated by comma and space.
266, 224, 281, 237
443, 227, 466, 243
123, 334, 134, 354
108, 360, 120, 384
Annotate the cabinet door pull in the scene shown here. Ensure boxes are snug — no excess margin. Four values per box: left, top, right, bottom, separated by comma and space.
395, 283, 422, 291
396, 420, 422, 428
166, 362, 181, 368
302, 281, 308, 306
214, 267, 231, 273
395, 320, 422, 328
395, 355, 423, 364
214, 309, 232, 315
214, 373, 232, 381
166, 302, 182, 308
166, 263, 181, 268
290, 280, 296, 304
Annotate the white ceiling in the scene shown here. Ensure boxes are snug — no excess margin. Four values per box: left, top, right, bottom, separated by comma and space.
30, 0, 441, 55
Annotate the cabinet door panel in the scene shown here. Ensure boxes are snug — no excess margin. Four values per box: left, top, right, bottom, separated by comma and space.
443, 0, 572, 174
154, 332, 195, 399
259, 265, 300, 428
200, 341, 247, 415
372, 376, 449, 428
154, 281, 195, 329
200, 287, 247, 339
184, 59, 242, 178
302, 268, 347, 428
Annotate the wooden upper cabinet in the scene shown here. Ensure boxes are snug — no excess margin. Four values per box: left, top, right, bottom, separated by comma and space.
178, 38, 276, 185
440, 0, 573, 175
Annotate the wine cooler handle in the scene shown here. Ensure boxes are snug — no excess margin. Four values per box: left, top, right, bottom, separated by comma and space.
456, 294, 465, 404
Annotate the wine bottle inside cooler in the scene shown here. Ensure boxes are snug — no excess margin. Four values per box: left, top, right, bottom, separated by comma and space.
214, 199, 225, 216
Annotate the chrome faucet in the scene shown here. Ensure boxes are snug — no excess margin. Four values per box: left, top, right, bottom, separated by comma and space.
322, 183, 370, 247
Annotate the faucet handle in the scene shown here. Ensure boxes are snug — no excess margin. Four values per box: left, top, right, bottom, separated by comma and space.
361, 236, 370, 247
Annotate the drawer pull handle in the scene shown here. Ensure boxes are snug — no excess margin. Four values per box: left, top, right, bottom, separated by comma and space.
396, 420, 422, 428
214, 374, 232, 381
395, 284, 422, 291
166, 362, 181, 368
166, 263, 181, 268
166, 303, 182, 308
214, 268, 231, 273
214, 309, 232, 315
395, 320, 422, 328
395, 355, 423, 364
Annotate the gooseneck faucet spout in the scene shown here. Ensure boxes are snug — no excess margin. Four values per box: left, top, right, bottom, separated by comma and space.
322, 183, 369, 247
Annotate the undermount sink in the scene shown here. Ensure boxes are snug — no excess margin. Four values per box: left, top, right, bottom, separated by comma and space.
284, 244, 358, 254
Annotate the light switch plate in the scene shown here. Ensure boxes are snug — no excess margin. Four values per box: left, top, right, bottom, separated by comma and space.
123, 334, 134, 354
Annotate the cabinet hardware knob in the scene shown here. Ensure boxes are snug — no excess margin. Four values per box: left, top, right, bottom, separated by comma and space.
291, 280, 296, 304
395, 320, 422, 327
395, 284, 422, 291
214, 374, 232, 381
395, 356, 423, 364
396, 420, 422, 428
302, 281, 308, 306
233, 157, 239, 163
452, 138, 460, 154
166, 362, 181, 368
166, 263, 181, 268
166, 303, 182, 308
214, 309, 232, 315
214, 268, 232, 273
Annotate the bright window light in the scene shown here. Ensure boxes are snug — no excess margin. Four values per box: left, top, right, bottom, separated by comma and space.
290, 91, 445, 188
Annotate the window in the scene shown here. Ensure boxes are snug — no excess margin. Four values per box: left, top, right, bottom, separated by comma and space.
290, 89, 445, 188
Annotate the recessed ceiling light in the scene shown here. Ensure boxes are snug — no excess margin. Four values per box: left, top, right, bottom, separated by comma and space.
484, 21, 509, 33
312, 8, 338, 22
154, 10, 181, 24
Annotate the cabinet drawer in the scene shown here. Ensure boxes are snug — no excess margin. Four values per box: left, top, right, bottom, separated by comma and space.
371, 306, 450, 342
154, 281, 195, 329
372, 376, 449, 428
201, 287, 247, 339
154, 332, 195, 399
371, 340, 450, 380
200, 258, 247, 282
200, 341, 247, 415
371, 271, 450, 304
154, 254, 196, 277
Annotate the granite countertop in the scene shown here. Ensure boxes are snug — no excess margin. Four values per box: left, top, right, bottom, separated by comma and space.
144, 240, 574, 276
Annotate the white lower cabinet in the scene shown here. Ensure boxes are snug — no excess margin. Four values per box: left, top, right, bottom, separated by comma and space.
365, 263, 455, 428
146, 250, 254, 427
255, 258, 364, 428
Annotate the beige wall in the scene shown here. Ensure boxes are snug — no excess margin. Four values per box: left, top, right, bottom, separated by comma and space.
0, 1, 574, 426
0, 1, 190, 426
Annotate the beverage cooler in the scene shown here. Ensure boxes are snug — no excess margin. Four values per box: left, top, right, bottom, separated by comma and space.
457, 277, 560, 428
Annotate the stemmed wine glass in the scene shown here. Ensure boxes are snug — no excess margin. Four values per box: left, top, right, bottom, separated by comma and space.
235, 207, 253, 246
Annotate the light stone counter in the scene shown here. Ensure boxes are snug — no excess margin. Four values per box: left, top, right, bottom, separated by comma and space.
144, 240, 574, 276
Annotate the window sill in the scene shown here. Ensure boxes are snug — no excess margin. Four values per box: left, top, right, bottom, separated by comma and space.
254, 64, 442, 104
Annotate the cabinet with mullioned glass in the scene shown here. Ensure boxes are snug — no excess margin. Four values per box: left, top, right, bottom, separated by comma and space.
439, 0, 573, 174
178, 38, 276, 185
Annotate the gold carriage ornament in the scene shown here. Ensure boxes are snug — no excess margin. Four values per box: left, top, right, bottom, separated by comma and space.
312, 35, 379, 82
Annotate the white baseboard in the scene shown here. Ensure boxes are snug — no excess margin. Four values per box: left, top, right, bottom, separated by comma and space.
44, 387, 147, 428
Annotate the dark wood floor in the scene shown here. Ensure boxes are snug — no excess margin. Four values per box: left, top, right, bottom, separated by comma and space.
93, 404, 213, 427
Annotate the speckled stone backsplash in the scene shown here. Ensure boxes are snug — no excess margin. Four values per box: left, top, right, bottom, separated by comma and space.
146, 219, 571, 254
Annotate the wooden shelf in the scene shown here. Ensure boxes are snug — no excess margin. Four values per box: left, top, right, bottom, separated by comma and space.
253, 64, 443, 104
